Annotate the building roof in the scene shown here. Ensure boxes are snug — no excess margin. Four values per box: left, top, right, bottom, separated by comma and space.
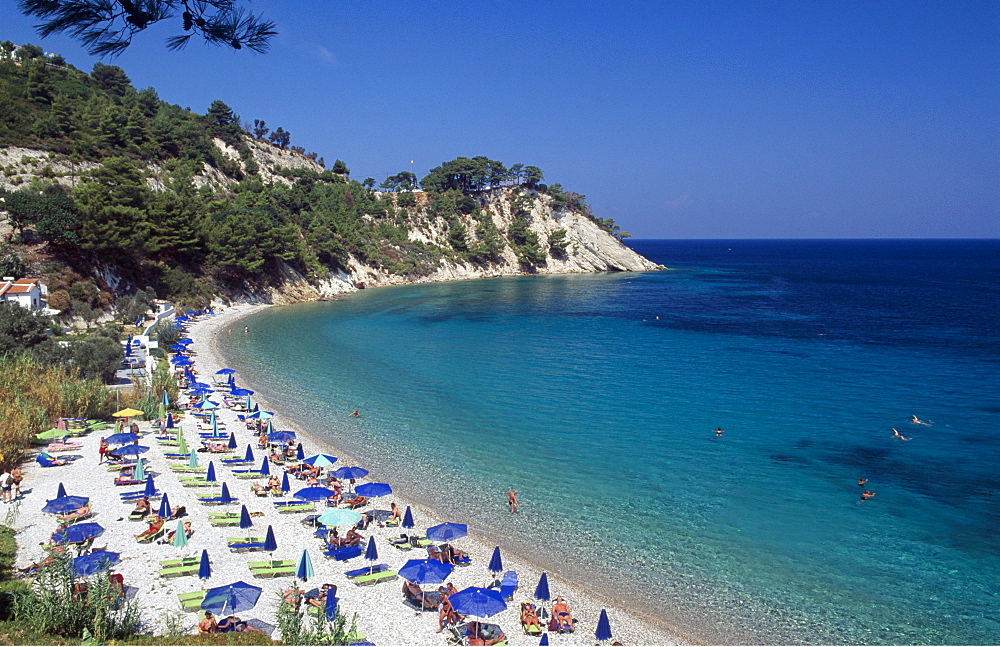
0, 278, 43, 298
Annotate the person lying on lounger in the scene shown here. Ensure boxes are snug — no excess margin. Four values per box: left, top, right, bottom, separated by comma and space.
521, 602, 542, 634
217, 615, 266, 634
441, 543, 469, 563
551, 597, 576, 632
466, 620, 507, 646
57, 504, 90, 523
305, 583, 336, 609
331, 528, 362, 548
281, 587, 303, 610
341, 495, 367, 509
135, 516, 164, 540
160, 521, 193, 544
131, 497, 151, 516
202, 441, 228, 453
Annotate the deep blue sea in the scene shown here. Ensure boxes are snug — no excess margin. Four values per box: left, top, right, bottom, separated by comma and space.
218, 239, 999, 645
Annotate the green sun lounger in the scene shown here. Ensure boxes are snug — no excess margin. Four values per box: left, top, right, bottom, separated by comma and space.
248, 559, 295, 570
160, 556, 200, 568
177, 590, 207, 611
274, 502, 314, 513
351, 569, 398, 586
159, 564, 200, 578
252, 565, 297, 579
232, 470, 264, 479
227, 536, 263, 545
209, 516, 241, 527
170, 465, 206, 473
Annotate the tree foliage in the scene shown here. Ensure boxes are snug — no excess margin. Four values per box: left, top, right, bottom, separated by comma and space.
18, 0, 277, 56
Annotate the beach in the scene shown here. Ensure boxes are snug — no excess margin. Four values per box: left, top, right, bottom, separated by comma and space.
14, 303, 683, 645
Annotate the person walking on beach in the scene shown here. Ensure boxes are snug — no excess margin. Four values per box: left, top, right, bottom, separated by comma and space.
98, 438, 108, 464
506, 490, 520, 514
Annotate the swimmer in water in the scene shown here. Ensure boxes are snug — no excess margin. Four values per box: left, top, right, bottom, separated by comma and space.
350, 410, 360, 418
714, 427, 724, 436
858, 478, 868, 487
911, 415, 930, 426
891, 428, 910, 441
861, 490, 876, 500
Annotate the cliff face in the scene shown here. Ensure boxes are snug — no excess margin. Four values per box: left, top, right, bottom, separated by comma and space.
249, 187, 662, 304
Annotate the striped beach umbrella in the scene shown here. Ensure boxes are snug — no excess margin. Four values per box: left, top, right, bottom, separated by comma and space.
296, 548, 314, 582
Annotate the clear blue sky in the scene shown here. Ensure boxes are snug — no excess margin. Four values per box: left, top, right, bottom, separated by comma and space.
4, 1, 998, 238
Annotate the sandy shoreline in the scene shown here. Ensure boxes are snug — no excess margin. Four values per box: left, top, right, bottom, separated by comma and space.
14, 303, 684, 645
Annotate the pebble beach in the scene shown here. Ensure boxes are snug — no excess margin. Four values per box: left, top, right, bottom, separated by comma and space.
13, 303, 683, 646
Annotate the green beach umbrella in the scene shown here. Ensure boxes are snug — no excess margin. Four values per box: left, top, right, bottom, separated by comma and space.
245, 395, 253, 410
133, 457, 145, 482
35, 428, 68, 441
188, 450, 199, 468
177, 432, 188, 455
172, 520, 188, 547
158, 402, 165, 420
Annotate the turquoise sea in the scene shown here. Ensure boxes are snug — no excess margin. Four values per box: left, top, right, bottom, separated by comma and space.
218, 239, 999, 645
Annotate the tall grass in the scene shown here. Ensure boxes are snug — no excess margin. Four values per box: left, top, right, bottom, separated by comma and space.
274, 587, 357, 645
0, 353, 115, 468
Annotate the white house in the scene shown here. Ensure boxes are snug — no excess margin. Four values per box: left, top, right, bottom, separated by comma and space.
0, 277, 49, 310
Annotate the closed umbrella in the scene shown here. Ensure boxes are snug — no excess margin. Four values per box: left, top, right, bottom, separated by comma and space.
73, 550, 119, 576
165, 413, 175, 430
296, 443, 305, 460
188, 450, 199, 468
239, 504, 252, 533
296, 548, 314, 582
161, 390, 170, 408
280, 472, 290, 494
596, 609, 613, 642
324, 585, 338, 621
133, 456, 145, 482
263, 525, 277, 553
402, 505, 414, 529
199, 549, 211, 579
259, 456, 270, 477
539, 633, 549, 646
219, 482, 233, 504
210, 411, 220, 437
206, 461, 217, 483
243, 445, 254, 462
488, 546, 503, 578
176, 431, 187, 455
426, 522, 467, 543
172, 519, 188, 547
143, 475, 156, 498
157, 492, 172, 519
56, 482, 67, 499
227, 432, 237, 449
363, 536, 378, 570
201, 581, 262, 616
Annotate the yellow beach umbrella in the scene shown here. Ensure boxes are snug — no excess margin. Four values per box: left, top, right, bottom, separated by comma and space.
112, 408, 145, 418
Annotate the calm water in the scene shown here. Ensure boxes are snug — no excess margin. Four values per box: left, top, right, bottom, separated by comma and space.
219, 239, 999, 645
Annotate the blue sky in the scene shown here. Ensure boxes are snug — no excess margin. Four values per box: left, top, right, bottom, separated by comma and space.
4, 1, 998, 238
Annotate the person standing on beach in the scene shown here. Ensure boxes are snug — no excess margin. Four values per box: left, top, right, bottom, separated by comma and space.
506, 490, 520, 514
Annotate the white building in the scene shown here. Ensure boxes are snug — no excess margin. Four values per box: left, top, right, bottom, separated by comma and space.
0, 277, 50, 310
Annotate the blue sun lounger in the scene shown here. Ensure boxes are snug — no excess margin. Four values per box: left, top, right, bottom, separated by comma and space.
323, 545, 362, 561
499, 570, 518, 600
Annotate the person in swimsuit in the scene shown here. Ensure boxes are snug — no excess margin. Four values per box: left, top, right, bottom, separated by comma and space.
892, 428, 910, 441
506, 490, 520, 514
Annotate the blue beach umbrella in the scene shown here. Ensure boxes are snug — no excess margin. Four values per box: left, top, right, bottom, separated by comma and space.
426, 522, 468, 543
193, 400, 218, 410
104, 432, 139, 445
243, 444, 254, 462
539, 633, 549, 646
263, 525, 277, 553
161, 390, 170, 407
267, 431, 294, 444
534, 572, 550, 601
206, 461, 217, 483
488, 546, 503, 577
73, 550, 119, 576
355, 482, 392, 499
169, 344, 187, 351
199, 549, 211, 579
41, 495, 88, 515
296, 443, 305, 460
178, 337, 194, 344
402, 505, 414, 529
165, 413, 175, 430
364, 536, 378, 564
324, 585, 338, 620
171, 356, 193, 366
157, 492, 172, 518
143, 475, 156, 498
332, 466, 369, 481
245, 395, 254, 410
259, 456, 270, 477
215, 368, 236, 375
219, 482, 233, 504
52, 522, 104, 545
56, 482, 67, 499
398, 558, 453, 585
188, 381, 210, 389
201, 581, 262, 616
111, 444, 149, 457
250, 410, 275, 420
239, 504, 252, 535
228, 432, 237, 449
210, 410, 220, 437
303, 453, 338, 468
449, 586, 507, 618
228, 374, 236, 390
281, 472, 290, 494
293, 486, 335, 502
189, 387, 213, 396
596, 609, 613, 642
230, 388, 253, 397
296, 548, 315, 582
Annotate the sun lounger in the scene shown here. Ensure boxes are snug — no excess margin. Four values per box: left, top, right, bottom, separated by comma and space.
229, 542, 266, 553
227, 536, 264, 544
346, 564, 389, 579
251, 565, 297, 579
323, 545, 363, 561
221, 457, 253, 465
159, 564, 200, 578
160, 556, 200, 568
209, 515, 241, 527
136, 524, 165, 543
247, 559, 295, 571
128, 511, 148, 521
177, 589, 207, 612
402, 580, 440, 611
499, 571, 518, 600
389, 534, 431, 551
114, 479, 143, 487
197, 494, 238, 505
232, 470, 264, 479
121, 490, 158, 501
273, 501, 314, 513
352, 569, 398, 586
520, 601, 543, 635
169, 465, 206, 472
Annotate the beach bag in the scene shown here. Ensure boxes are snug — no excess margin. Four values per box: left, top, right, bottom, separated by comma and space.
548, 616, 559, 632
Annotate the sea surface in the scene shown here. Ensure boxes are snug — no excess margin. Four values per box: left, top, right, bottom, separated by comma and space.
218, 239, 999, 645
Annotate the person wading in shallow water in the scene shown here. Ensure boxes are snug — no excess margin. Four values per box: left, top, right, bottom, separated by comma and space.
506, 490, 520, 514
